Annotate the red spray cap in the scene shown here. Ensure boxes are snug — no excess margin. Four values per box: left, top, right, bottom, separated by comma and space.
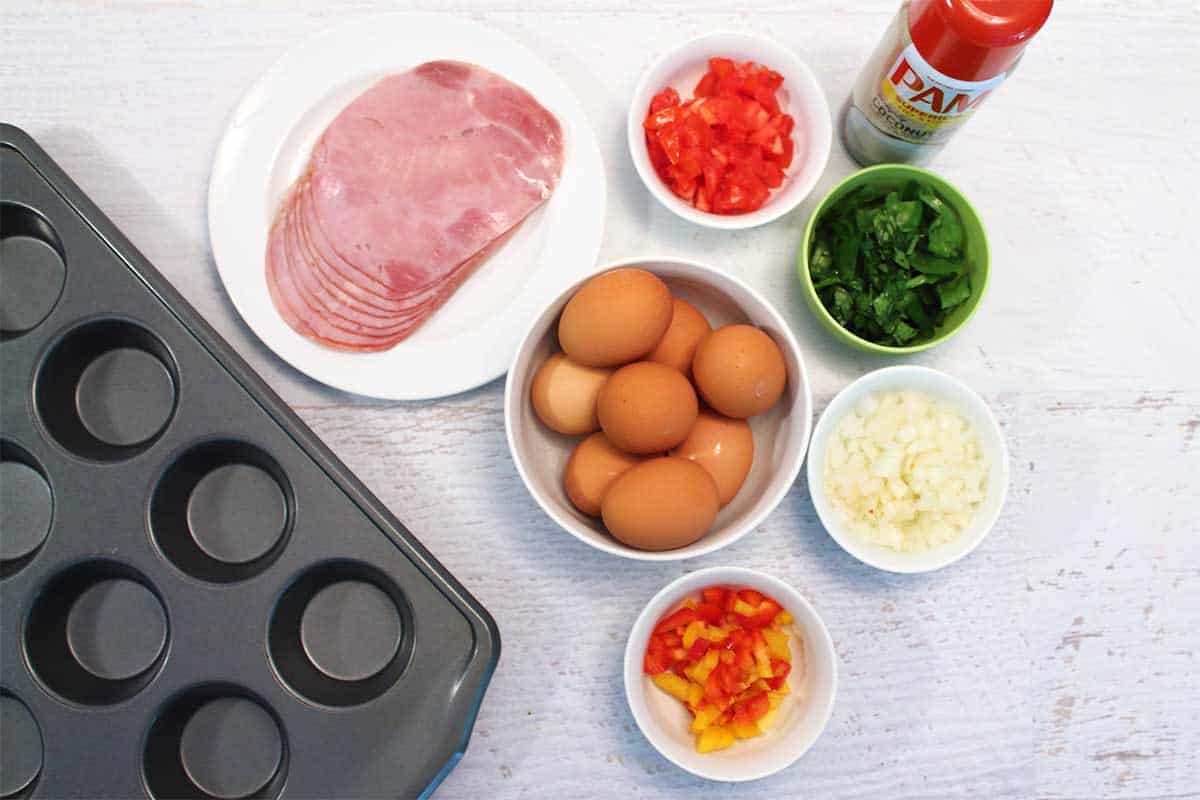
908, 0, 1053, 82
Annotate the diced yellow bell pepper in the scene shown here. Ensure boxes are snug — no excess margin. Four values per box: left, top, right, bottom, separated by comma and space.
754, 642, 773, 679
696, 726, 736, 753
757, 709, 779, 731
730, 721, 760, 739
652, 672, 692, 703
684, 649, 719, 683
705, 625, 729, 643
767, 691, 785, 710
733, 680, 770, 704
690, 704, 722, 733
682, 620, 706, 649
682, 597, 698, 609
687, 682, 703, 708
732, 599, 758, 616
761, 628, 791, 662
776, 611, 793, 625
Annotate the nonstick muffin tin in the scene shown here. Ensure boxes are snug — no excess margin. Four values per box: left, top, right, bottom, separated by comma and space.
0, 124, 499, 799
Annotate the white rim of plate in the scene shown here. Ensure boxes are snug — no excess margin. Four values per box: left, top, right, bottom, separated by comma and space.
208, 13, 606, 400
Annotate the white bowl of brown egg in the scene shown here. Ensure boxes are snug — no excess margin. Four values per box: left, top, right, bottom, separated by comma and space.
504, 257, 812, 560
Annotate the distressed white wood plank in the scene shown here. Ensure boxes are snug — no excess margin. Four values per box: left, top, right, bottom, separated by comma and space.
2, 2, 1198, 798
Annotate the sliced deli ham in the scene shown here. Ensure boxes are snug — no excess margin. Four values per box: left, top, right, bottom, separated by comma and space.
266, 60, 564, 351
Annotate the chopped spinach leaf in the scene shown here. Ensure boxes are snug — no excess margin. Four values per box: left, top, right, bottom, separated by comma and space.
808, 180, 972, 347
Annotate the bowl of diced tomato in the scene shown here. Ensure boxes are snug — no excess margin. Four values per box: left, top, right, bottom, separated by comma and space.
624, 567, 837, 781
628, 32, 832, 229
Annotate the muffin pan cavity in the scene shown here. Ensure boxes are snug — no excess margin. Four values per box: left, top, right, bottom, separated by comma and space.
144, 685, 287, 800
0, 691, 44, 799
0, 202, 66, 338
0, 441, 53, 578
34, 319, 178, 461
24, 560, 168, 705
150, 441, 292, 583
269, 561, 413, 707
1, 125, 497, 798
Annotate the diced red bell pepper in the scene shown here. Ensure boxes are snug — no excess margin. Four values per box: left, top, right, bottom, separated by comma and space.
644, 584, 796, 752
767, 659, 792, 690
734, 599, 781, 630
655, 608, 698, 635
686, 637, 711, 661
644, 634, 668, 675
737, 589, 764, 606
695, 602, 723, 625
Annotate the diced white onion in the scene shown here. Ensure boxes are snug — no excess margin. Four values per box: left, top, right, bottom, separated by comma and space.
823, 390, 988, 552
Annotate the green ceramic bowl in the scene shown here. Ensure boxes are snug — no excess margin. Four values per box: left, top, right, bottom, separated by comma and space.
797, 164, 989, 354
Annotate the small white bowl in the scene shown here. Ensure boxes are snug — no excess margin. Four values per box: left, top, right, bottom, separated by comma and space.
624, 567, 838, 782
627, 31, 832, 230
504, 256, 812, 561
806, 366, 1010, 573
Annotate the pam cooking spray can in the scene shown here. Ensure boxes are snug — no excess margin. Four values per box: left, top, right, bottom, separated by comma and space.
843, 0, 1053, 166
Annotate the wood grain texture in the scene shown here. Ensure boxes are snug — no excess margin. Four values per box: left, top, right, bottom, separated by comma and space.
2, 2, 1197, 798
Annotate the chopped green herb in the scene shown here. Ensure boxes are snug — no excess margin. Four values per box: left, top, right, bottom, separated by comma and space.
808, 181, 972, 347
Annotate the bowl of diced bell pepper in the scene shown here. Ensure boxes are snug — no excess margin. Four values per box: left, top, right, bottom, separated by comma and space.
624, 566, 837, 781
628, 31, 832, 229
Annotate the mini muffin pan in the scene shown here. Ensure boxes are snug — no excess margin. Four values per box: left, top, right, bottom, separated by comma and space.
0, 125, 499, 799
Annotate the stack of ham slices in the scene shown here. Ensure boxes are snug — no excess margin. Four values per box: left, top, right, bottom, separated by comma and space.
267, 60, 565, 351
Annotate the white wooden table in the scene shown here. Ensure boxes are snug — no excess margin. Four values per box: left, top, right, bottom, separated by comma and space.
3, 2, 1197, 798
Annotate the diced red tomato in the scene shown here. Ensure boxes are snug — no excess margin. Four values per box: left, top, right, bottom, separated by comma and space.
709, 57, 736, 78
649, 87, 680, 113
642, 57, 797, 215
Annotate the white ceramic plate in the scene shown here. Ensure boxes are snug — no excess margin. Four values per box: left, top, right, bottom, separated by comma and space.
624, 567, 838, 781
627, 31, 832, 230
208, 13, 606, 400
806, 366, 1010, 573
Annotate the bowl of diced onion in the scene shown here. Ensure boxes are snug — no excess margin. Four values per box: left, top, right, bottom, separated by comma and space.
806, 366, 1008, 573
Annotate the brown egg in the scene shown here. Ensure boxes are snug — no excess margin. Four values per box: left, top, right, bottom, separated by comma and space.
557, 268, 673, 367
596, 362, 698, 454
670, 409, 755, 506
563, 433, 643, 516
601, 457, 720, 551
530, 352, 613, 435
692, 325, 787, 419
647, 297, 712, 374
